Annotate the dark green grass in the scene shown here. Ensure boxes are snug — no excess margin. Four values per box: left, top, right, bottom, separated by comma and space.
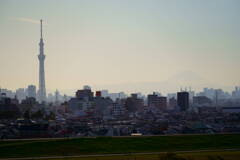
0, 134, 240, 158
47, 151, 240, 160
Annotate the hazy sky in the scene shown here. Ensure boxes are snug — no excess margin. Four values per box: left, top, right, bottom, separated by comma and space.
0, 0, 239, 95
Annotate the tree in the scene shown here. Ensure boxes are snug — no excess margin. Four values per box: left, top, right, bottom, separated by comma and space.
31, 110, 44, 120
23, 110, 30, 119
46, 111, 55, 120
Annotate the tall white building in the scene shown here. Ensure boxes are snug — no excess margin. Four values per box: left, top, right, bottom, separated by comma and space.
16, 88, 26, 102
27, 85, 36, 99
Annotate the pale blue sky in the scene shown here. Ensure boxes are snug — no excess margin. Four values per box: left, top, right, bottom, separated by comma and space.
0, 0, 239, 94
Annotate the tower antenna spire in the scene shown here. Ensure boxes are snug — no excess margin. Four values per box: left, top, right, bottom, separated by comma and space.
40, 19, 43, 39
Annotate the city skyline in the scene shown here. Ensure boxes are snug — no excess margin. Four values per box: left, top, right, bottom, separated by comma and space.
0, 0, 240, 95
1, 1, 240, 157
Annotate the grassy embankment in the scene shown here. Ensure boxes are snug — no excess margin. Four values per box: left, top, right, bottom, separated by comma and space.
48, 151, 240, 160
0, 134, 240, 159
